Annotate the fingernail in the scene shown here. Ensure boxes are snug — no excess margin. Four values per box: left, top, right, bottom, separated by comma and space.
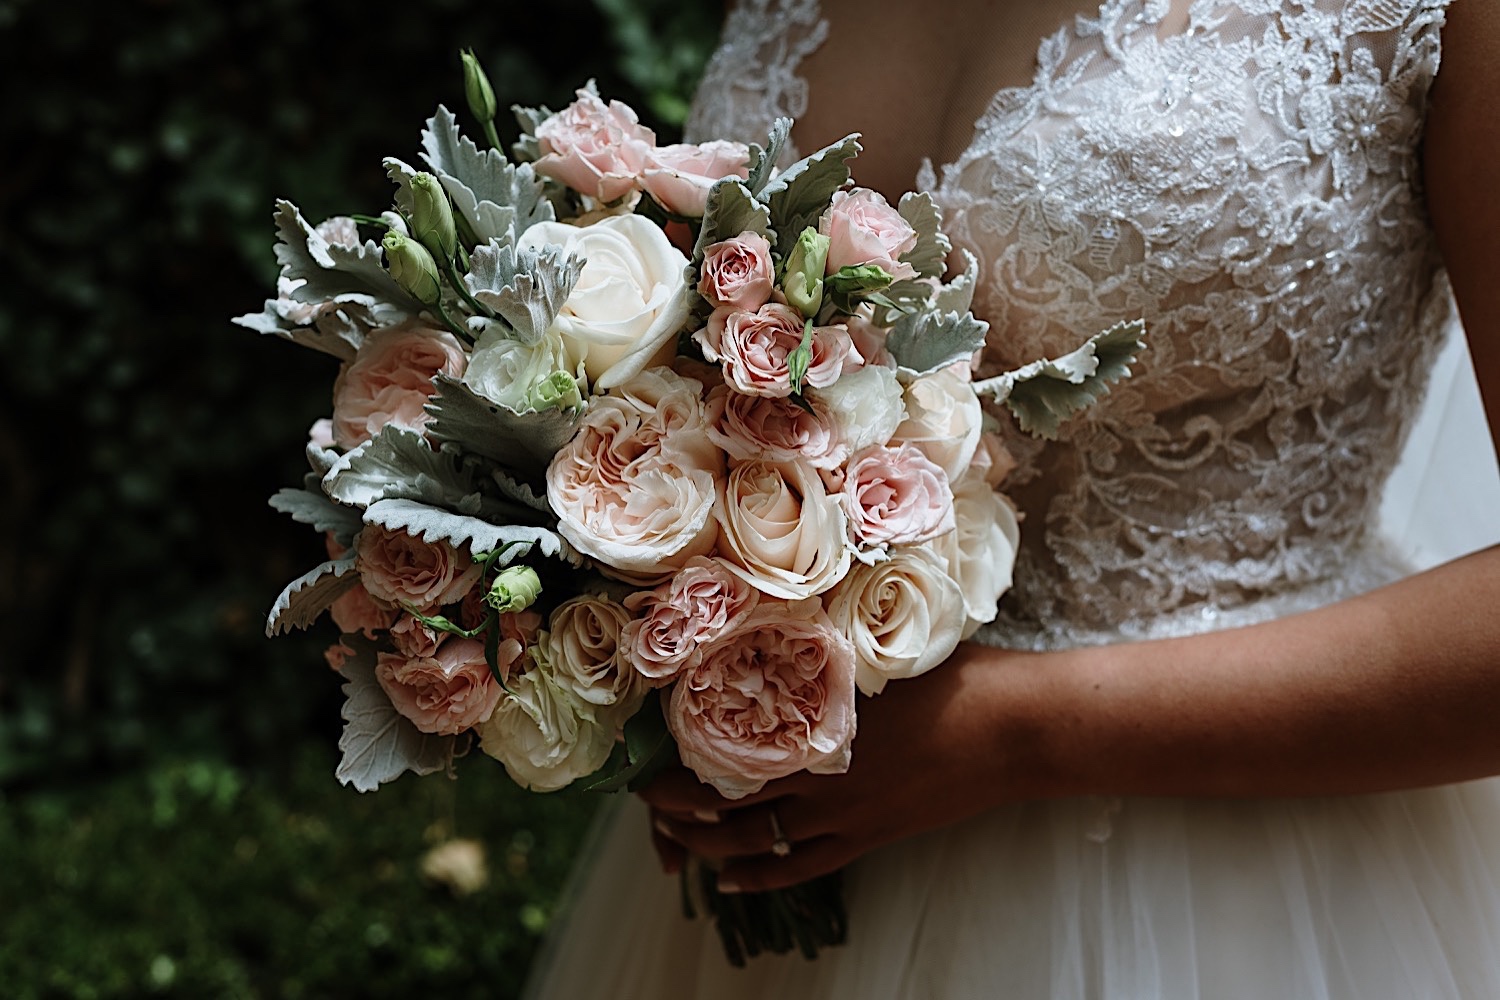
654, 818, 679, 841
717, 879, 741, 894
693, 809, 721, 824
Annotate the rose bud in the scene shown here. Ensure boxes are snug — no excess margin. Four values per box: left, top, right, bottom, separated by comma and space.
383, 230, 442, 305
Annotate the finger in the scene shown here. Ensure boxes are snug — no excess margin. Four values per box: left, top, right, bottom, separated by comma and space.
655, 799, 816, 861
717, 835, 854, 893
647, 808, 686, 875
635, 764, 734, 814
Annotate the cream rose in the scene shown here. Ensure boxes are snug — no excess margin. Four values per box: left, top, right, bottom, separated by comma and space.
641, 140, 751, 217
714, 458, 853, 599
545, 595, 648, 718
667, 599, 857, 799
930, 473, 1022, 636
841, 443, 956, 551
477, 666, 618, 792
621, 556, 761, 681
696, 303, 861, 398
331, 322, 467, 449
375, 636, 510, 736
518, 216, 691, 391
807, 364, 908, 454
824, 546, 966, 695
705, 384, 847, 470
818, 187, 919, 281
892, 366, 984, 482
697, 231, 775, 312
534, 90, 656, 203
354, 525, 483, 614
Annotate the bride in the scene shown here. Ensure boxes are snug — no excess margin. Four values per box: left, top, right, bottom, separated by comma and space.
524, 0, 1500, 996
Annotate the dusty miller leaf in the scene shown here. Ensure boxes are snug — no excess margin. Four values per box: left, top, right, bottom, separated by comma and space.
271, 200, 421, 314
759, 133, 862, 239
885, 309, 990, 377
321, 425, 486, 512
464, 240, 583, 345
973, 319, 1147, 439
897, 191, 951, 280
268, 488, 363, 547
931, 250, 980, 316
511, 103, 556, 164
336, 638, 457, 793
744, 117, 792, 197
421, 106, 554, 243
265, 556, 357, 637
364, 498, 581, 566
692, 181, 774, 264
231, 300, 364, 362
425, 375, 582, 475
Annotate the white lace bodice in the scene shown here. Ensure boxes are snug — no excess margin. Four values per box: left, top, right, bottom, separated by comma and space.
687, 0, 1456, 648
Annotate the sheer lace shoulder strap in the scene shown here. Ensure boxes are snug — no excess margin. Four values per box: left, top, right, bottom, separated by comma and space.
682, 0, 828, 160
1337, 0, 1453, 81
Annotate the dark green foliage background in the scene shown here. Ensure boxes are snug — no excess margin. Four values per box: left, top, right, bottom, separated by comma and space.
0, 0, 720, 994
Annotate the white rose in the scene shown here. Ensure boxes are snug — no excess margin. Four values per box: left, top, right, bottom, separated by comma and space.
892, 367, 983, 482
806, 364, 907, 454
476, 666, 617, 792
824, 545, 966, 695
546, 595, 648, 717
929, 472, 1022, 637
519, 215, 692, 391
715, 458, 853, 600
462, 323, 580, 409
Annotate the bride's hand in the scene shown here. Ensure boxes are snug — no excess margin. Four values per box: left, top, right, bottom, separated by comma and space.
637, 642, 1055, 893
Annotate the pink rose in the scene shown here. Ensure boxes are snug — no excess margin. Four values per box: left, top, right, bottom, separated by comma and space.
535, 90, 656, 203
331, 322, 466, 450
641, 140, 751, 217
622, 556, 761, 681
819, 187, 919, 281
841, 443, 956, 549
546, 368, 723, 579
329, 583, 395, 639
695, 303, 862, 398
697, 231, 775, 312
704, 384, 847, 469
667, 599, 857, 799
376, 636, 511, 736
390, 612, 442, 658
355, 524, 483, 614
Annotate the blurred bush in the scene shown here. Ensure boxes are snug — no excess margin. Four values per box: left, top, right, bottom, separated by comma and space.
0, 0, 720, 786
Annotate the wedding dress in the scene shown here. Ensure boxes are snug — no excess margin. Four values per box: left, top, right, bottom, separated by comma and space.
522, 1, 1500, 996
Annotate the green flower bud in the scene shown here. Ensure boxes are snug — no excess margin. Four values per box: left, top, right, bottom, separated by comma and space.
782, 227, 830, 319
461, 49, 498, 125
409, 172, 458, 262
526, 370, 585, 413
382, 230, 442, 306
486, 565, 543, 614
786, 317, 816, 396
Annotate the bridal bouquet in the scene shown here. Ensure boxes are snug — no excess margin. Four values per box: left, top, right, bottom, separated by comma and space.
239, 52, 1142, 965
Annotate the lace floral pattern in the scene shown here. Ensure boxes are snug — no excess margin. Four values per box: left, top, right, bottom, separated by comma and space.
687, 0, 1456, 649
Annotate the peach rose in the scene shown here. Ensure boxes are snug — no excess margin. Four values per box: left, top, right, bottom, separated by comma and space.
823, 546, 966, 695
534, 90, 656, 203
331, 322, 466, 450
476, 666, 617, 792
355, 524, 483, 614
705, 384, 847, 470
545, 595, 647, 719
546, 369, 722, 578
329, 583, 394, 638
667, 599, 857, 799
621, 556, 761, 681
695, 303, 861, 398
714, 458, 853, 599
389, 612, 442, 659
641, 140, 751, 217
697, 231, 775, 312
375, 636, 510, 736
819, 187, 919, 281
841, 443, 956, 550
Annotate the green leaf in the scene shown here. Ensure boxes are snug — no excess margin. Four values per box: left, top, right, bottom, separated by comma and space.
896, 191, 951, 280
464, 240, 583, 345
691, 181, 774, 264
575, 690, 676, 793
363, 498, 582, 567
271, 200, 421, 316
265, 556, 357, 637
335, 637, 457, 793
267, 487, 363, 547
425, 374, 582, 474
759, 133, 862, 239
420, 106, 554, 243
884, 309, 990, 377
973, 319, 1148, 439
744, 117, 792, 196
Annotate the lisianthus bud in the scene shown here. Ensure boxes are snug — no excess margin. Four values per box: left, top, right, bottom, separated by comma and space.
486, 565, 543, 613
786, 318, 816, 395
383, 230, 442, 305
527, 370, 585, 413
783, 228, 830, 319
461, 49, 497, 125
409, 172, 458, 262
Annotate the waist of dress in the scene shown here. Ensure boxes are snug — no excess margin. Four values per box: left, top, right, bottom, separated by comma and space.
971, 533, 1415, 652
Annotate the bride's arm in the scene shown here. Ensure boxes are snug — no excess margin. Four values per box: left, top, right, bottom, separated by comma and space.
639, 0, 1500, 892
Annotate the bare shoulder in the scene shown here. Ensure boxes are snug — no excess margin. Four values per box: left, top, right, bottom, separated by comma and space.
1423, 0, 1500, 450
